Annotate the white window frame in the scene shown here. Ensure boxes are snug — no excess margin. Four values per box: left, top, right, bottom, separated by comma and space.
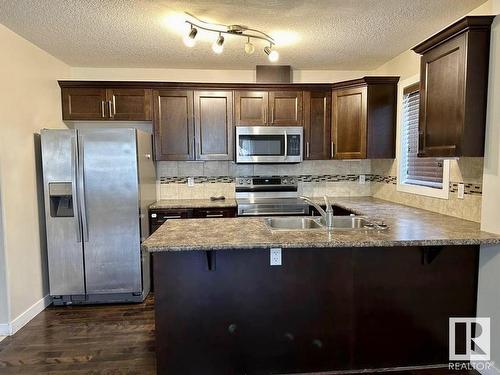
396, 74, 450, 199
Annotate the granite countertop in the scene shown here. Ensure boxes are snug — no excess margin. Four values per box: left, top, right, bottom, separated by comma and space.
150, 199, 237, 209
142, 197, 500, 252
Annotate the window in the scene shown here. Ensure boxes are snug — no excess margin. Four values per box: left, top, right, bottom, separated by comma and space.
398, 80, 449, 199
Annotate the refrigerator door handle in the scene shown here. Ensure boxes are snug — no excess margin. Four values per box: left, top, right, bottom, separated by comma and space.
78, 135, 89, 242
71, 136, 82, 243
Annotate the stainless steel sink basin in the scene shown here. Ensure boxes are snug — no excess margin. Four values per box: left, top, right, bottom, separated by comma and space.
264, 217, 323, 230
330, 216, 374, 229
264, 216, 387, 231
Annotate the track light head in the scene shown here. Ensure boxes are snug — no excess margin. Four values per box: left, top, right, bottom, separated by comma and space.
212, 33, 224, 54
244, 37, 255, 55
264, 44, 279, 62
183, 25, 198, 47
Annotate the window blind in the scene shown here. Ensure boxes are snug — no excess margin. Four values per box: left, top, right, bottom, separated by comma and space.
401, 89, 443, 189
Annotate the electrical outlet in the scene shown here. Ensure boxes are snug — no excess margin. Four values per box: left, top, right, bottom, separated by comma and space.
359, 174, 366, 184
458, 183, 465, 199
270, 248, 282, 266
187, 177, 195, 187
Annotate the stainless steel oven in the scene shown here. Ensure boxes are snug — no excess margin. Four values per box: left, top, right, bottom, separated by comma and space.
236, 177, 309, 216
236, 126, 303, 163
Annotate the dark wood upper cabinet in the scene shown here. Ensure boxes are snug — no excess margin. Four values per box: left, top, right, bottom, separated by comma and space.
153, 90, 194, 161
194, 91, 234, 161
269, 91, 303, 126
412, 16, 494, 158
331, 77, 398, 160
234, 91, 268, 126
62, 88, 107, 120
332, 86, 367, 159
303, 91, 331, 159
107, 88, 152, 121
62, 87, 152, 121
234, 90, 303, 126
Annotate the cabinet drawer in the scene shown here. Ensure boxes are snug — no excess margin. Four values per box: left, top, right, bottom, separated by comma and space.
149, 209, 192, 234
192, 208, 236, 218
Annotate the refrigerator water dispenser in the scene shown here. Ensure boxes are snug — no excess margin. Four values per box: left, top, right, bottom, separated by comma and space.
49, 182, 74, 217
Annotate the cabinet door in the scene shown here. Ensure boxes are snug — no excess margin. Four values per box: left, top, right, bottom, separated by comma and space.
269, 91, 303, 126
194, 91, 234, 160
62, 88, 107, 120
234, 91, 268, 126
303, 91, 331, 159
107, 88, 152, 121
419, 34, 466, 157
153, 90, 194, 161
332, 86, 367, 159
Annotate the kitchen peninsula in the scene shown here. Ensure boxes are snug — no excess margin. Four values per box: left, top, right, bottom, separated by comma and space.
142, 197, 500, 374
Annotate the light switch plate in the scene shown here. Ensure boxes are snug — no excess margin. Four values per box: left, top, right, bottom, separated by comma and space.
187, 177, 195, 187
270, 248, 282, 266
458, 183, 465, 199
359, 174, 366, 184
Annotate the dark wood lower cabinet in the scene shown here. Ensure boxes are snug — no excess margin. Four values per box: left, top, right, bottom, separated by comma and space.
153, 245, 478, 375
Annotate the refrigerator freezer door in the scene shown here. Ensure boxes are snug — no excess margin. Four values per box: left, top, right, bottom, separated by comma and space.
78, 128, 142, 294
41, 129, 85, 296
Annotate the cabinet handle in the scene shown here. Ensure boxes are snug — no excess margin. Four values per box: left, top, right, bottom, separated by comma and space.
331, 142, 335, 158
108, 101, 113, 118
270, 107, 274, 125
101, 101, 105, 118
112, 95, 116, 116
306, 141, 310, 158
264, 107, 267, 125
206, 213, 224, 218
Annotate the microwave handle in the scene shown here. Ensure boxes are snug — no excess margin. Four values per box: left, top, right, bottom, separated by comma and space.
284, 130, 288, 159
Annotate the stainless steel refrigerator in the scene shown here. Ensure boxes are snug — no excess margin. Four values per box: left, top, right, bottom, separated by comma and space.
40, 128, 155, 305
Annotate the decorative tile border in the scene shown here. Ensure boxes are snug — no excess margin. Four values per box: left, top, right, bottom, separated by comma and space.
159, 174, 482, 195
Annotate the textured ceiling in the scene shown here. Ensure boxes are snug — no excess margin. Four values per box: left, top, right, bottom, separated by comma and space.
0, 0, 487, 70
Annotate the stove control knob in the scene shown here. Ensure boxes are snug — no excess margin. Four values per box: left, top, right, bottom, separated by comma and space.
237, 178, 244, 185
282, 178, 288, 184
290, 178, 295, 184
246, 178, 251, 184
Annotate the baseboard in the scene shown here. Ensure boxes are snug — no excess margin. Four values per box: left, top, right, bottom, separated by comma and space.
478, 363, 500, 375
0, 324, 10, 336
0, 295, 51, 336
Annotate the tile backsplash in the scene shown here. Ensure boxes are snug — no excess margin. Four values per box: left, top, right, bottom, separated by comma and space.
156, 158, 484, 222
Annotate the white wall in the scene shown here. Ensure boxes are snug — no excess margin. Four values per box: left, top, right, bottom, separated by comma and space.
70, 67, 369, 83
0, 24, 70, 332
477, 2, 500, 372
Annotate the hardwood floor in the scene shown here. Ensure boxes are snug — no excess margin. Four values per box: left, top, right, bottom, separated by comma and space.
0, 295, 479, 374
0, 296, 156, 374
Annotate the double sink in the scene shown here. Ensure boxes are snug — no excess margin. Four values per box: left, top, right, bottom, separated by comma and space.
264, 216, 387, 231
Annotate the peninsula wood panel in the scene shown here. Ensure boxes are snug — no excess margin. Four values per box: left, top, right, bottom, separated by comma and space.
107, 88, 152, 121
62, 87, 107, 120
303, 91, 331, 159
269, 91, 303, 126
332, 86, 367, 159
153, 245, 478, 374
194, 91, 234, 160
234, 91, 268, 126
153, 90, 194, 161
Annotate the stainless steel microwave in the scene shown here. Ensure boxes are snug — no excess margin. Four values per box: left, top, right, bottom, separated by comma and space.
236, 126, 303, 163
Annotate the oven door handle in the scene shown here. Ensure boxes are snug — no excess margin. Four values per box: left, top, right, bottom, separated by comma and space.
239, 210, 307, 216
283, 130, 288, 160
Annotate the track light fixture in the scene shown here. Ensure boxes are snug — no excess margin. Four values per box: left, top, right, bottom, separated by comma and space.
183, 25, 198, 47
183, 12, 280, 61
212, 33, 224, 54
264, 43, 279, 62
